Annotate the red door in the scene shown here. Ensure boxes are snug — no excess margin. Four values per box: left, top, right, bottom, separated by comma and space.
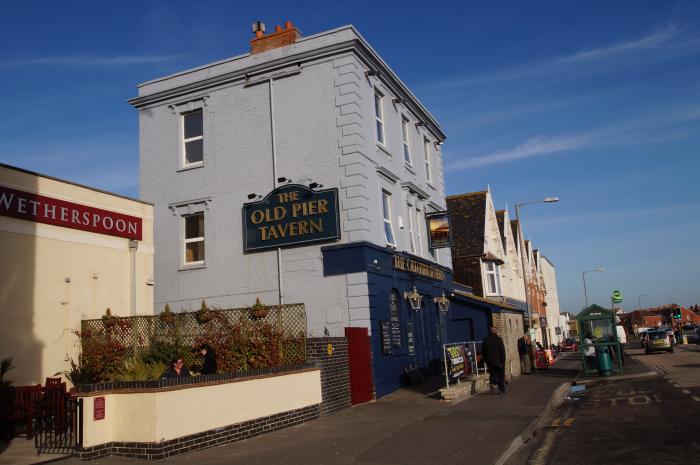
345, 327, 374, 405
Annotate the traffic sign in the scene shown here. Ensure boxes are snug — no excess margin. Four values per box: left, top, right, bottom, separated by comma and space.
612, 289, 623, 303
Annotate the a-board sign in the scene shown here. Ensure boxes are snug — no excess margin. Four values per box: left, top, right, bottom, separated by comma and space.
243, 184, 340, 252
406, 322, 415, 355
94, 396, 105, 421
380, 321, 392, 356
445, 344, 467, 383
389, 290, 402, 348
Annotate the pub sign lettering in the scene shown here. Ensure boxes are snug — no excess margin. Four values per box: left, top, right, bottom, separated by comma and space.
243, 184, 340, 252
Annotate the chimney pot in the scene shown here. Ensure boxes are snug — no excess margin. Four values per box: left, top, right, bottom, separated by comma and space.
250, 19, 301, 54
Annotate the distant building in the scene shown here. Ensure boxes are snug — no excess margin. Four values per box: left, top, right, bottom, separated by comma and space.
0, 163, 154, 385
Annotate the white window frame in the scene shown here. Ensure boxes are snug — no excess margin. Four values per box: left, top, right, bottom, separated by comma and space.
484, 261, 502, 296
183, 212, 205, 266
182, 109, 204, 167
424, 138, 432, 182
414, 208, 423, 257
401, 116, 412, 165
382, 190, 396, 247
374, 90, 385, 146
406, 203, 416, 253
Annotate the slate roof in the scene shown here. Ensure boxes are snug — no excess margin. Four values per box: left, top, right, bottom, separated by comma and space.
446, 191, 487, 258
495, 209, 507, 252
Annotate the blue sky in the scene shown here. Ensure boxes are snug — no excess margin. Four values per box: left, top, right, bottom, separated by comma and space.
2, 1, 699, 312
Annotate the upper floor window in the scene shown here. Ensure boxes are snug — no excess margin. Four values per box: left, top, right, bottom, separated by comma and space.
406, 203, 416, 253
374, 90, 385, 145
184, 212, 205, 265
401, 116, 412, 164
484, 261, 501, 296
382, 190, 396, 246
414, 208, 423, 257
424, 138, 432, 182
183, 110, 203, 165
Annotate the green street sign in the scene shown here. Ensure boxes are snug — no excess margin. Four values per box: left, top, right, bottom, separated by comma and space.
612, 290, 623, 303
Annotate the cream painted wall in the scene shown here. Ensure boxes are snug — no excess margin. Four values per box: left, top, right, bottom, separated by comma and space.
0, 165, 154, 385
540, 257, 562, 345
80, 369, 322, 447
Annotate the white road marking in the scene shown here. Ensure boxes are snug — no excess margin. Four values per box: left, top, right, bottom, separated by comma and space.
693, 396, 700, 402
682, 389, 691, 394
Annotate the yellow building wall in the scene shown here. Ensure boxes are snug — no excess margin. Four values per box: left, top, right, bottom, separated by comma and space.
0, 165, 154, 385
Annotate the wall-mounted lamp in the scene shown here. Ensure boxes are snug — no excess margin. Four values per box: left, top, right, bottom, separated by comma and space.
247, 193, 262, 200
404, 286, 423, 311
434, 291, 450, 313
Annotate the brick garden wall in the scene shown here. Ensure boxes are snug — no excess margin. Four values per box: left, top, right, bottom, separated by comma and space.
76, 404, 320, 461
492, 311, 525, 379
306, 337, 351, 416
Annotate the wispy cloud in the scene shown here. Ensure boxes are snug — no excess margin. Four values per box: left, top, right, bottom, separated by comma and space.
528, 203, 700, 228
0, 54, 183, 70
559, 25, 681, 63
446, 133, 592, 170
445, 103, 700, 171
422, 23, 699, 91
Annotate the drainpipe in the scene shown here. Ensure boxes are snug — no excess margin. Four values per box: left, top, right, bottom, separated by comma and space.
269, 78, 284, 305
128, 240, 139, 316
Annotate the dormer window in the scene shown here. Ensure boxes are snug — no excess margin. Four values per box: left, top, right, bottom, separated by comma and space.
484, 261, 501, 296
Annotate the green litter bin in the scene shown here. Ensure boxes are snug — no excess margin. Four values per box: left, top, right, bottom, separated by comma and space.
598, 347, 612, 376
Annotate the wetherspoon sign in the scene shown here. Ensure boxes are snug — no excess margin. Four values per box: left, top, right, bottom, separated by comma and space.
243, 184, 340, 252
0, 185, 142, 240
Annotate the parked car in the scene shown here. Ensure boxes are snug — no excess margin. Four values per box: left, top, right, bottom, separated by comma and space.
682, 325, 699, 344
561, 338, 578, 352
644, 330, 674, 354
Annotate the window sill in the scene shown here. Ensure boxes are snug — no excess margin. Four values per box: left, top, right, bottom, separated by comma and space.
403, 163, 416, 175
178, 263, 206, 272
177, 162, 205, 173
376, 144, 393, 158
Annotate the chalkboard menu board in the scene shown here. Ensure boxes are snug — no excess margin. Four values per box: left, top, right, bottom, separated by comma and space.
380, 321, 392, 355
406, 322, 415, 355
389, 290, 402, 348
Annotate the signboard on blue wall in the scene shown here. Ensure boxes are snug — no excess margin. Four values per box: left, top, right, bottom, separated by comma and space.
243, 184, 340, 252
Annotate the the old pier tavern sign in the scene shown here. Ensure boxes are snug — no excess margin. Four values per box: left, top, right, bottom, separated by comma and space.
243, 184, 340, 252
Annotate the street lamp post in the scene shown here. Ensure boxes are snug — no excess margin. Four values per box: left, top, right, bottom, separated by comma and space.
514, 197, 559, 336
637, 294, 648, 310
581, 268, 605, 308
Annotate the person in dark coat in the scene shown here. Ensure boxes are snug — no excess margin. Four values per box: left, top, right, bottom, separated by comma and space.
163, 357, 191, 378
199, 344, 217, 375
482, 326, 507, 394
517, 333, 531, 375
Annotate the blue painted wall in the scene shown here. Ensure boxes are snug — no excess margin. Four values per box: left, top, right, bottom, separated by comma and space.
323, 242, 495, 398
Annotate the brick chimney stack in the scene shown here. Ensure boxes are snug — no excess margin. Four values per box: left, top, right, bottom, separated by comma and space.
250, 20, 301, 54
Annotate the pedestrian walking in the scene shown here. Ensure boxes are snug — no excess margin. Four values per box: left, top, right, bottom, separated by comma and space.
517, 333, 531, 374
483, 326, 507, 394
583, 332, 596, 371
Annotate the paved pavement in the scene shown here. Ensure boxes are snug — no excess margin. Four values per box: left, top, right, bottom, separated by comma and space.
507, 345, 700, 465
43, 355, 579, 465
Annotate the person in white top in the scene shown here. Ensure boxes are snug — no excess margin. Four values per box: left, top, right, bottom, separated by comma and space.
583, 332, 596, 370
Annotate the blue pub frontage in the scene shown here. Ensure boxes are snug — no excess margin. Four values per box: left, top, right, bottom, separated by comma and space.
324, 242, 506, 398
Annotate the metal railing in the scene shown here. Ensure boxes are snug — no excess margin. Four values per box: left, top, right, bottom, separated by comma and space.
35, 392, 82, 455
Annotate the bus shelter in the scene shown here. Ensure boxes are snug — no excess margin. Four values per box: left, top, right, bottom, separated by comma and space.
576, 304, 623, 376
